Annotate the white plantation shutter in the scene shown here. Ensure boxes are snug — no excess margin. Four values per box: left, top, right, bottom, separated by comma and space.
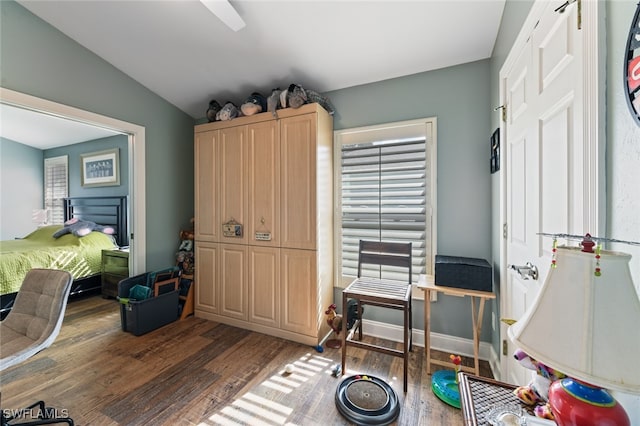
337, 119, 436, 285
44, 156, 68, 224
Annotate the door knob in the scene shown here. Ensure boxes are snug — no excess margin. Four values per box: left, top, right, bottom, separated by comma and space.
509, 262, 538, 280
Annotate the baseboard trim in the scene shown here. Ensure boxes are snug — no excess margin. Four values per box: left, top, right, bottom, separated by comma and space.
361, 319, 500, 374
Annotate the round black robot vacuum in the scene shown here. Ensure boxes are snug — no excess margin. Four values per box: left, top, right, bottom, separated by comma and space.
335, 374, 400, 425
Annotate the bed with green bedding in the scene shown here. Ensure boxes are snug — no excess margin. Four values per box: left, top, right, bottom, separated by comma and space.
0, 225, 117, 296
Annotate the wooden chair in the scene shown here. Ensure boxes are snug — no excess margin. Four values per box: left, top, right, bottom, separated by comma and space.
341, 240, 413, 392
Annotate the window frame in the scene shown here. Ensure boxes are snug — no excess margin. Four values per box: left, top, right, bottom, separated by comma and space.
333, 117, 438, 290
44, 155, 69, 225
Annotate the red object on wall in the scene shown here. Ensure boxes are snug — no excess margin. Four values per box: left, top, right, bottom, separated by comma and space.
628, 56, 640, 93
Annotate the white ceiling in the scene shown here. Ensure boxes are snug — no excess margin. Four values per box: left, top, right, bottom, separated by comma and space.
14, 0, 505, 120
0, 103, 122, 149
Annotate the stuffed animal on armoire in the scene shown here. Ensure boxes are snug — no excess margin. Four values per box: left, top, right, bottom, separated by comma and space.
206, 99, 222, 122
267, 88, 282, 117
286, 84, 308, 109
240, 92, 267, 116
217, 101, 240, 121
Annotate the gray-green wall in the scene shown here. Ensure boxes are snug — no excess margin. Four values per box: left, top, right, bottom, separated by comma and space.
0, 137, 43, 240
326, 59, 494, 341
1, 1, 195, 270
45, 135, 129, 198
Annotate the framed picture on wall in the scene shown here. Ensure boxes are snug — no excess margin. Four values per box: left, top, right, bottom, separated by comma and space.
490, 129, 500, 174
81, 148, 120, 187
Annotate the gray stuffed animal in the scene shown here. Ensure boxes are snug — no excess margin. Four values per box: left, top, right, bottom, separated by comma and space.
206, 99, 222, 122
267, 88, 282, 117
217, 101, 240, 121
306, 89, 335, 115
287, 84, 307, 109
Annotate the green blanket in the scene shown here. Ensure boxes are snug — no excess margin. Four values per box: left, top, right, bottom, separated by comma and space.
0, 225, 117, 295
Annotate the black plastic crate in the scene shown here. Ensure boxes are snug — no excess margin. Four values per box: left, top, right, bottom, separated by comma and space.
118, 273, 179, 336
435, 255, 492, 292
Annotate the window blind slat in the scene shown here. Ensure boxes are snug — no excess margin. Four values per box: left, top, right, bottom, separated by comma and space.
341, 137, 427, 283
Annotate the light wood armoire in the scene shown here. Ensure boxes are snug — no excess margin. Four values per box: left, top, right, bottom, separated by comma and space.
194, 103, 334, 346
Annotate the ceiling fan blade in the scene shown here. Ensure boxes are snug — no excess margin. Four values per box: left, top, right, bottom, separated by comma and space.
200, 0, 245, 32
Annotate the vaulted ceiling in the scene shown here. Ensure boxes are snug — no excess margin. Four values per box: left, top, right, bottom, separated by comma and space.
16, 0, 505, 120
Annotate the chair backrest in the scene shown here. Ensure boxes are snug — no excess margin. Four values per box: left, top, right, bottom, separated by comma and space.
357, 240, 412, 283
0, 269, 73, 371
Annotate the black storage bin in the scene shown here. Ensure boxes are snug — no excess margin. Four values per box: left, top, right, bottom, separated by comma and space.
435, 255, 492, 292
118, 273, 179, 336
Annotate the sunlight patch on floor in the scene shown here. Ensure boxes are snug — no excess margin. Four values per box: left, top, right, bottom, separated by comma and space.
198, 352, 333, 425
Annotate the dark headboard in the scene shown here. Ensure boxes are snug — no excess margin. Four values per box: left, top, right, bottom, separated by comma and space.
63, 196, 129, 247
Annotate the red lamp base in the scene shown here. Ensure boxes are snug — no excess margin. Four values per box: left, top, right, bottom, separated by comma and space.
548, 378, 630, 426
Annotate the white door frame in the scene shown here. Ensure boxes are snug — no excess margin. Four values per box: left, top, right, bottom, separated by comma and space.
0, 87, 146, 274
497, 0, 604, 382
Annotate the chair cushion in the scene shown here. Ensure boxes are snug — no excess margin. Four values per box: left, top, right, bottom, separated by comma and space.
0, 269, 72, 371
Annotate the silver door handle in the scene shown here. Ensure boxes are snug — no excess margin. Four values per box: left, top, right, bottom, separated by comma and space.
509, 262, 538, 280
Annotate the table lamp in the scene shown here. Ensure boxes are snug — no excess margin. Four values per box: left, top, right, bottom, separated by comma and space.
508, 242, 640, 426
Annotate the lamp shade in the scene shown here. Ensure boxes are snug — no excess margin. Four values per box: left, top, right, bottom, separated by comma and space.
508, 246, 640, 393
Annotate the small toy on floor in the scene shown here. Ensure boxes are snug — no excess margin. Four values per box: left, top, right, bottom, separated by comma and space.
332, 364, 342, 377
431, 354, 463, 409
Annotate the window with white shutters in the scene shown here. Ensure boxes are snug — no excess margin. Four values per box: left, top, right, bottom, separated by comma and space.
335, 118, 437, 286
44, 156, 68, 224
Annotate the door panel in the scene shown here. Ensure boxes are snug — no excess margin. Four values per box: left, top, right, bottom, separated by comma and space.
195, 242, 218, 314
502, 0, 584, 385
194, 130, 219, 242
280, 248, 316, 336
247, 121, 280, 246
220, 243, 248, 320
219, 126, 248, 245
280, 114, 317, 250
248, 246, 280, 327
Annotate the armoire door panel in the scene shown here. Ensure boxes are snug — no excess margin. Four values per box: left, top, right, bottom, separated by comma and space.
194, 130, 219, 242
219, 126, 248, 245
280, 248, 317, 336
280, 114, 317, 250
194, 242, 218, 314
248, 121, 280, 246
220, 243, 248, 320
248, 246, 280, 327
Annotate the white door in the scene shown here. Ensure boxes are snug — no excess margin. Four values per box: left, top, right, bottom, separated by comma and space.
500, 0, 600, 386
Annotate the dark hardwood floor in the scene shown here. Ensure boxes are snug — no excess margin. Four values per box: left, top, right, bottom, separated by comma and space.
0, 295, 492, 425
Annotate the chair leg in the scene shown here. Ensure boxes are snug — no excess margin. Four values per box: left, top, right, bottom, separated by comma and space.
403, 304, 409, 393
357, 300, 364, 341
